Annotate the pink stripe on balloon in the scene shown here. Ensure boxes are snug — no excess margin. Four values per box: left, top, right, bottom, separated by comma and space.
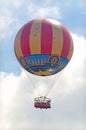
61, 25, 70, 58
20, 20, 35, 56
41, 20, 53, 54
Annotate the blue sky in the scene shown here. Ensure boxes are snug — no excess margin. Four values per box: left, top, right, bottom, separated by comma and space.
0, 0, 86, 130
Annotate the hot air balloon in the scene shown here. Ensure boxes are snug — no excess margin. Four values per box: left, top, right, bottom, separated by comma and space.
14, 18, 73, 109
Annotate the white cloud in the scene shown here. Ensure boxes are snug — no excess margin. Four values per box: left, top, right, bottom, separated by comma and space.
0, 34, 86, 130
26, 2, 62, 19
0, 0, 62, 40
0, 8, 21, 40
34, 6, 62, 18
0, 9, 12, 39
11, 0, 25, 8
0, 0, 25, 7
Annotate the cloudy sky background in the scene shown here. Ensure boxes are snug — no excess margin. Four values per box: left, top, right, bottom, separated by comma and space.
0, 0, 86, 130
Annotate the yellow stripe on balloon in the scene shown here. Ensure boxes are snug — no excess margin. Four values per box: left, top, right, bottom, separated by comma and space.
14, 27, 24, 59
30, 20, 41, 54
67, 34, 74, 60
51, 24, 63, 56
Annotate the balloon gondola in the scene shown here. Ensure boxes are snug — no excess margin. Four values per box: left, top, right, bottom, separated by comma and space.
34, 96, 51, 109
14, 18, 73, 109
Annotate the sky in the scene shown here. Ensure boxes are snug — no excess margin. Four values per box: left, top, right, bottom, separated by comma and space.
0, 0, 86, 130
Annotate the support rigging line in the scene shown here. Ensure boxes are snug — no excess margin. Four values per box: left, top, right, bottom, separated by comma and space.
45, 71, 63, 97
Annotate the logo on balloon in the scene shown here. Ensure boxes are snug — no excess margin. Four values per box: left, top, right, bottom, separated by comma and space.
19, 54, 68, 76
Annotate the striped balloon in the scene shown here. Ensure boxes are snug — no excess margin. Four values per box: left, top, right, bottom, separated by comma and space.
14, 19, 73, 76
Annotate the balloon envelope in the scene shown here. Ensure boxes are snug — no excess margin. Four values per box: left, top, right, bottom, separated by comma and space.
14, 19, 73, 76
